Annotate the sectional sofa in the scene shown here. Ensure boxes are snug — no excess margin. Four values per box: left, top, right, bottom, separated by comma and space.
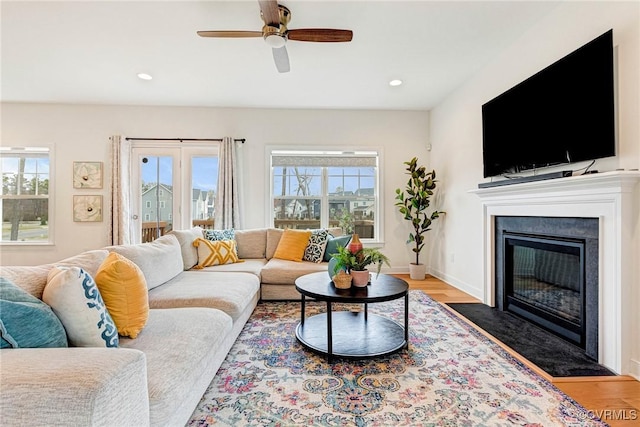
0, 227, 345, 426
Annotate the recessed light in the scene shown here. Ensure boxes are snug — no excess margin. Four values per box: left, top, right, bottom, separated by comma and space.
389, 79, 403, 87
137, 73, 153, 81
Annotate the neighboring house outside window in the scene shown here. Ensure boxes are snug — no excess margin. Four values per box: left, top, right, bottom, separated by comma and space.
141, 183, 173, 228
0, 146, 52, 244
132, 144, 218, 243
269, 149, 381, 241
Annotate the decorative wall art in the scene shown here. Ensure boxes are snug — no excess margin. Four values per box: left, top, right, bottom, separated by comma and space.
73, 161, 103, 189
73, 195, 103, 222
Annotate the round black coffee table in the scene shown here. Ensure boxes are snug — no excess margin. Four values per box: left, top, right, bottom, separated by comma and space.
295, 271, 409, 361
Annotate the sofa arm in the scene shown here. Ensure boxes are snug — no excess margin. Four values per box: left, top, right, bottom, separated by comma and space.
0, 347, 149, 427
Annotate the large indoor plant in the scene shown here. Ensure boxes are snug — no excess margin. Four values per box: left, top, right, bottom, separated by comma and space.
331, 245, 390, 286
395, 157, 443, 280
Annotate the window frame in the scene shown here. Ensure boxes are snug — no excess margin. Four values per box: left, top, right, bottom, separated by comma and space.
130, 142, 219, 243
266, 146, 384, 244
0, 145, 55, 245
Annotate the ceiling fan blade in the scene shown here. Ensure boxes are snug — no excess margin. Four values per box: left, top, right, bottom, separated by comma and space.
272, 46, 290, 73
259, 0, 280, 26
287, 29, 353, 43
197, 30, 263, 38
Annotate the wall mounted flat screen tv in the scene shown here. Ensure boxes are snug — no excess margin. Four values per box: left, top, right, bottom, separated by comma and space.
482, 29, 615, 178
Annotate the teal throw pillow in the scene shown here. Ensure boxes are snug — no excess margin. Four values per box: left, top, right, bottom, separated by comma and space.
0, 277, 68, 349
204, 228, 237, 255
204, 228, 235, 241
323, 234, 352, 262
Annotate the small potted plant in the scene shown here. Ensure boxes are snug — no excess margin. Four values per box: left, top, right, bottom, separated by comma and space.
331, 245, 390, 287
395, 157, 443, 280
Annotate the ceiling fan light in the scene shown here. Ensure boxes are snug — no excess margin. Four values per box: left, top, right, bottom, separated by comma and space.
265, 34, 286, 48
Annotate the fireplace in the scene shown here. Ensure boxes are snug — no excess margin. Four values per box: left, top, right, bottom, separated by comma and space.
472, 171, 640, 375
495, 216, 599, 360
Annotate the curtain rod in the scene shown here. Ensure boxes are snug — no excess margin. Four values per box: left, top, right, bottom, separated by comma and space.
125, 137, 245, 143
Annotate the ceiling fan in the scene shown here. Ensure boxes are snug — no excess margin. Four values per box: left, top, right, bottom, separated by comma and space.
197, 0, 353, 73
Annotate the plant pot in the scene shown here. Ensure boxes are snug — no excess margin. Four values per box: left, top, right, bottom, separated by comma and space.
350, 270, 370, 287
332, 272, 352, 289
409, 263, 426, 280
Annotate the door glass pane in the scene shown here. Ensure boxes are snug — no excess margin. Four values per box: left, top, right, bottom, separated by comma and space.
141, 156, 172, 242
191, 156, 217, 230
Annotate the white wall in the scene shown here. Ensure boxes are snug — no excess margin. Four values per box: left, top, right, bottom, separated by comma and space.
0, 104, 431, 267
428, 1, 640, 375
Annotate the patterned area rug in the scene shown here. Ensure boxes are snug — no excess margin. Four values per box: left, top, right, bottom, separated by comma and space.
188, 291, 606, 426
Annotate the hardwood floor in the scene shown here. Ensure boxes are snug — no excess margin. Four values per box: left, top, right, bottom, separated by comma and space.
395, 274, 640, 426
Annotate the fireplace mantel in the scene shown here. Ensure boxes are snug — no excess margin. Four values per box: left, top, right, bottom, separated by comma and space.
470, 170, 640, 375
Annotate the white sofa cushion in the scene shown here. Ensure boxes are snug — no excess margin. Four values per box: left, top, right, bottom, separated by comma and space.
234, 228, 268, 259
0, 250, 109, 299
107, 235, 183, 290
119, 307, 232, 426
266, 228, 284, 259
198, 258, 266, 278
168, 227, 204, 270
260, 258, 329, 285
0, 347, 149, 427
147, 271, 259, 322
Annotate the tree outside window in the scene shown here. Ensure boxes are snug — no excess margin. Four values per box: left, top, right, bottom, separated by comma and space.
1, 147, 51, 243
270, 150, 379, 240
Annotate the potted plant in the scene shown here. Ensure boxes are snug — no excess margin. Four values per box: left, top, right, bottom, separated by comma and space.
331, 245, 390, 287
394, 157, 443, 280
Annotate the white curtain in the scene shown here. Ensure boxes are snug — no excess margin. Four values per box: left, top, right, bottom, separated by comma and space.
214, 137, 242, 229
109, 135, 132, 245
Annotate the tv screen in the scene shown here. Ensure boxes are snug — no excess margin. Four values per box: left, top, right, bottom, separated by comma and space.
482, 29, 615, 178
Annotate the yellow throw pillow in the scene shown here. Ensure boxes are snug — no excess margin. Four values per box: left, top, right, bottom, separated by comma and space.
273, 229, 312, 262
193, 238, 242, 268
95, 252, 149, 339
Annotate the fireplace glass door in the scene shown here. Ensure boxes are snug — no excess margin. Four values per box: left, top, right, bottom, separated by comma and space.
504, 233, 585, 347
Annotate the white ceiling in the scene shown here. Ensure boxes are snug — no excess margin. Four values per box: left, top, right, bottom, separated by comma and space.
1, 1, 560, 111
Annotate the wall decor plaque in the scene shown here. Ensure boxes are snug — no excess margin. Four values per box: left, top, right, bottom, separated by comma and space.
73, 161, 103, 189
73, 195, 103, 222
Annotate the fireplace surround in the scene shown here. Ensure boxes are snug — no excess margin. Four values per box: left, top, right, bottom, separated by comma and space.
471, 171, 640, 375
495, 216, 599, 359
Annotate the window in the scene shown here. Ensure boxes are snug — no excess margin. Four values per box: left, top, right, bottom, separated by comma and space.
270, 149, 381, 241
146, 201, 151, 208
1, 147, 52, 243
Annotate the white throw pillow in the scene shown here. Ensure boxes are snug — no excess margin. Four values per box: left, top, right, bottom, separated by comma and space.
43, 266, 119, 348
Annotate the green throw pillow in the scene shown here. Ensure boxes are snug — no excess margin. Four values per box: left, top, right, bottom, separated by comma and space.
0, 277, 68, 348
323, 235, 352, 262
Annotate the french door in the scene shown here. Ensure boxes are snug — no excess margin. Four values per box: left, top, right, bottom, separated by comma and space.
131, 144, 218, 243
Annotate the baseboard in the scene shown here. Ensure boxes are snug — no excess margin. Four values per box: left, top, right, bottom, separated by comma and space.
428, 268, 484, 302
629, 358, 640, 381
